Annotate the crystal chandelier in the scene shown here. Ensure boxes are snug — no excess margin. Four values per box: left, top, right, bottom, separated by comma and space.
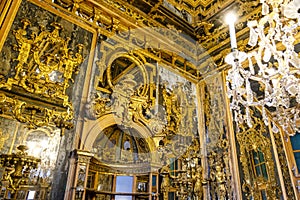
225, 0, 300, 135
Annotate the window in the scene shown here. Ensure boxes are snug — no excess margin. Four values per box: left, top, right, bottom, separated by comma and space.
115, 176, 134, 200
290, 133, 300, 172
169, 158, 179, 177
116, 176, 133, 192
250, 148, 268, 199
251, 149, 268, 179
27, 191, 35, 200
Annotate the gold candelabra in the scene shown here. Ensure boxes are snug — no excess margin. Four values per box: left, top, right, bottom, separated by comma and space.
0, 145, 41, 191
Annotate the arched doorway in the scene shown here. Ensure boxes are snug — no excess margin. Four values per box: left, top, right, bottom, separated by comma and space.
81, 124, 160, 200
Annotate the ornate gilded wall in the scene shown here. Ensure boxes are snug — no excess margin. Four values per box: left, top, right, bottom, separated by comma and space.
200, 72, 236, 199
0, 0, 94, 199
0, 0, 299, 199
234, 107, 296, 199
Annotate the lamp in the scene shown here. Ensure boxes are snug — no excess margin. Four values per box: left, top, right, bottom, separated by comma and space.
225, 0, 300, 135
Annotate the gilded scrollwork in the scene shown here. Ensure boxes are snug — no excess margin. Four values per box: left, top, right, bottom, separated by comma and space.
202, 74, 233, 199
5, 19, 83, 107
0, 92, 73, 131
158, 136, 203, 200
0, 4, 91, 130
236, 110, 281, 199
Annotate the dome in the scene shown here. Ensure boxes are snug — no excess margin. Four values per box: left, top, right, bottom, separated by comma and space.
92, 125, 151, 164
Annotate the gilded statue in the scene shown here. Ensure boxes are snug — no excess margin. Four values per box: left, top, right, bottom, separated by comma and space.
8, 18, 84, 106
160, 161, 171, 200
193, 167, 203, 200
3, 167, 16, 190
162, 82, 182, 133
12, 19, 33, 79
211, 165, 226, 200
61, 44, 83, 93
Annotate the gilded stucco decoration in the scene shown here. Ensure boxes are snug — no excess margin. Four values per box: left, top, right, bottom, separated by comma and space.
3, 18, 83, 106
236, 109, 282, 199
0, 0, 93, 130
90, 51, 198, 140
202, 74, 233, 199
49, 0, 263, 81
2, 0, 295, 200
0, 92, 73, 130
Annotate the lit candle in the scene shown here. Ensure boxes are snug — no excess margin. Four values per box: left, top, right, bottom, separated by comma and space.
225, 13, 237, 49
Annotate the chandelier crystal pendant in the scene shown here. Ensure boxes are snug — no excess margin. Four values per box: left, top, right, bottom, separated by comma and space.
225, 0, 300, 135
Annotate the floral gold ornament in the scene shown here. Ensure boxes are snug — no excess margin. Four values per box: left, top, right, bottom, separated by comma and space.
236, 113, 280, 199
0, 92, 74, 131
0, 18, 84, 130
3, 19, 83, 107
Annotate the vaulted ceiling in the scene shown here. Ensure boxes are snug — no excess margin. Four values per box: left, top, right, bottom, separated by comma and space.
124, 0, 260, 41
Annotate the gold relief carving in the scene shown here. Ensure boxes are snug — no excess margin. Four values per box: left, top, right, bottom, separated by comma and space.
88, 93, 111, 118
0, 92, 73, 131
53, 0, 197, 58
0, 145, 41, 191
149, 0, 163, 16
236, 115, 280, 199
92, 58, 198, 165
0, 16, 85, 129
202, 76, 232, 199
4, 18, 83, 107
50, 0, 263, 80
159, 138, 203, 199
71, 0, 84, 13
208, 143, 231, 199
162, 83, 181, 134
111, 74, 137, 125
195, 21, 214, 40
